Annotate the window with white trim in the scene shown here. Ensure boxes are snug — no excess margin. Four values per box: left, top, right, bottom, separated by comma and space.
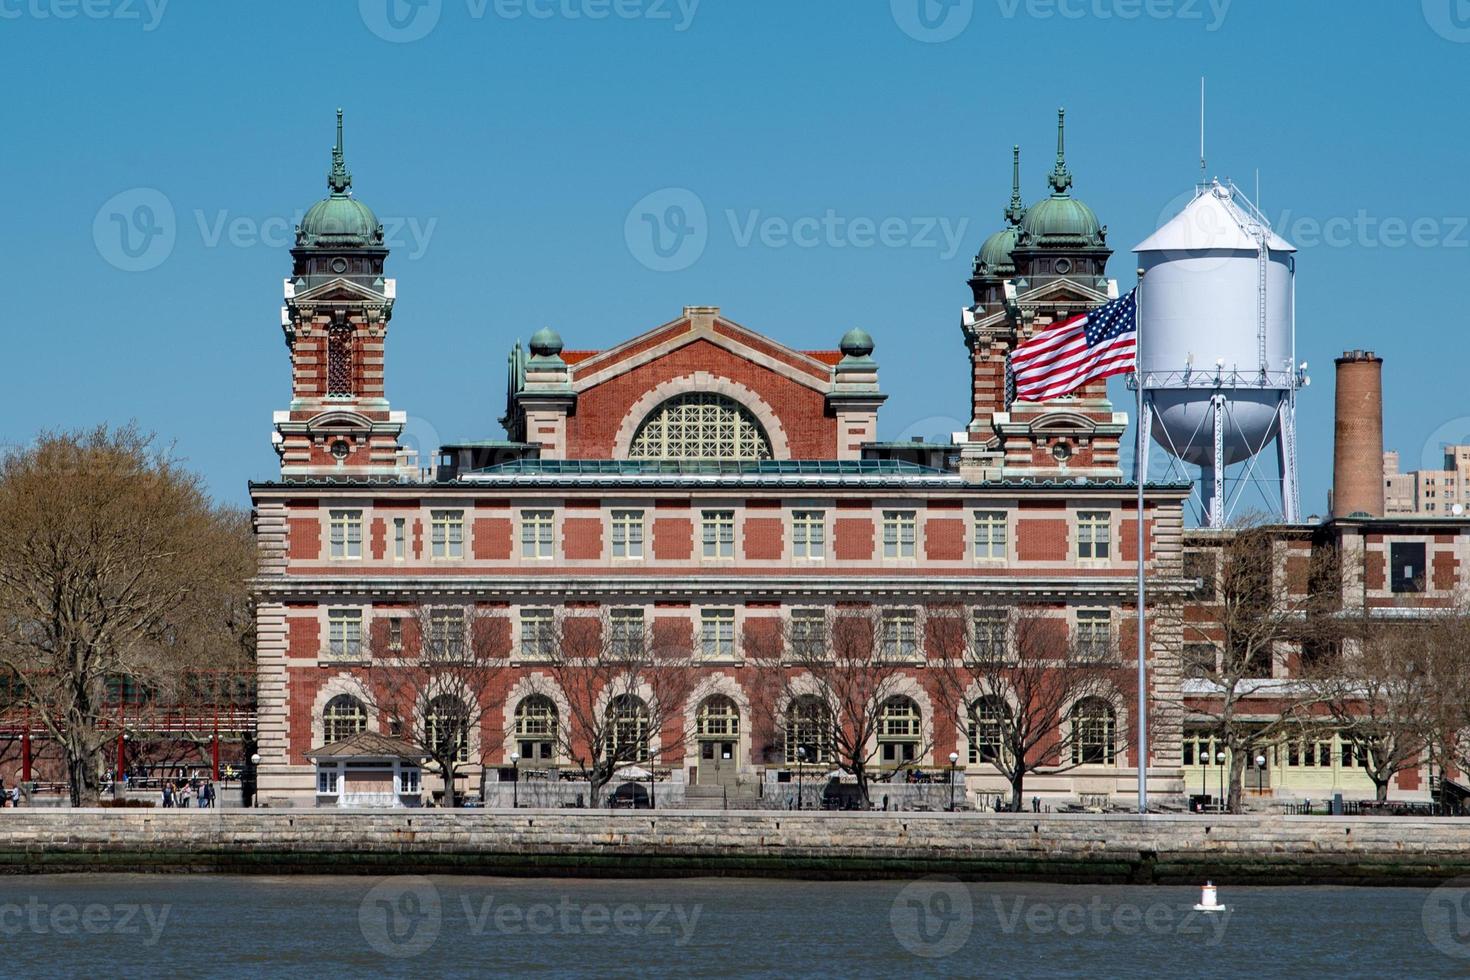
323, 694, 368, 744
515, 695, 559, 762
430, 510, 464, 560
1071, 698, 1116, 765
387, 616, 403, 652
628, 392, 773, 460
326, 609, 363, 661
610, 608, 645, 659
881, 608, 918, 661
317, 768, 340, 795
792, 510, 825, 559
426, 695, 470, 764
1075, 610, 1112, 662
702, 510, 735, 559
392, 517, 406, 561
974, 510, 1007, 560
520, 608, 555, 660
701, 608, 736, 659
521, 510, 555, 559
426, 608, 466, 662
878, 696, 921, 765
610, 510, 644, 559
1077, 511, 1111, 560
329, 509, 363, 560
789, 609, 826, 660
882, 510, 916, 559
968, 696, 1009, 765
972, 609, 1008, 662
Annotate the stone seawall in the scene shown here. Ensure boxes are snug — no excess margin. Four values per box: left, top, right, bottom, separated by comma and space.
1, 810, 1467, 885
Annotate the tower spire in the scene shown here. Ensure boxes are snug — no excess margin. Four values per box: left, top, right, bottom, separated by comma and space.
1048, 107, 1073, 196
1004, 144, 1025, 226
328, 108, 352, 196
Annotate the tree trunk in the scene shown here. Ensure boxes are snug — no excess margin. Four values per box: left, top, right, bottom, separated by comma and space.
1375, 777, 1389, 802
854, 765, 870, 809
1010, 772, 1025, 813
1226, 748, 1247, 814
67, 751, 100, 808
440, 760, 456, 809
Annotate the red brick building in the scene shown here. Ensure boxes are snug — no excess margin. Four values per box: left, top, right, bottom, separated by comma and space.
251, 113, 1199, 808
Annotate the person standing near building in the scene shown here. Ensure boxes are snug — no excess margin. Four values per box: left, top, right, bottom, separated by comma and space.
161, 782, 174, 808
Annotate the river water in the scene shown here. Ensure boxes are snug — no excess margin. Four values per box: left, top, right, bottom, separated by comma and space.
1, 874, 1463, 977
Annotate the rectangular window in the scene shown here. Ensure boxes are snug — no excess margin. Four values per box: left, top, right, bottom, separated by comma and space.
1183, 643, 1217, 679
387, 616, 403, 652
882, 510, 917, 559
328, 509, 363, 560
520, 608, 555, 660
392, 518, 406, 561
701, 609, 736, 658
326, 609, 363, 661
881, 609, 918, 661
521, 510, 555, 559
1075, 610, 1113, 662
427, 609, 465, 661
430, 510, 464, 560
789, 610, 826, 660
610, 608, 645, 659
702, 510, 735, 559
1077, 512, 1111, 560
792, 510, 826, 559
972, 610, 1008, 661
973, 510, 1007, 560
1390, 541, 1427, 593
610, 510, 644, 559
1183, 551, 1216, 600
400, 769, 420, 794
317, 769, 340, 795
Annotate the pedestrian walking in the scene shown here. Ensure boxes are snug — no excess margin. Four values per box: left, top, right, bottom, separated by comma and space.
162, 783, 174, 808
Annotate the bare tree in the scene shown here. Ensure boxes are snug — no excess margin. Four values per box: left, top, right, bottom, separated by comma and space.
1180, 527, 1341, 813
931, 604, 1137, 811
0, 427, 254, 805
522, 610, 698, 808
1297, 613, 1437, 803
361, 603, 508, 808
748, 606, 934, 808
1421, 603, 1470, 806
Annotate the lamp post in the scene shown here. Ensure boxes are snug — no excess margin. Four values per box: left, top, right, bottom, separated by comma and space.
1256, 754, 1267, 796
948, 751, 959, 811
796, 746, 806, 810
249, 753, 261, 809
1215, 749, 1226, 810
510, 752, 520, 809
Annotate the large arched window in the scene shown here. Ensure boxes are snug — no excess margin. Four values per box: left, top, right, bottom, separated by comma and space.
514, 695, 559, 763
628, 392, 772, 460
785, 695, 832, 765
1071, 697, 1117, 765
323, 694, 367, 744
877, 696, 921, 767
696, 695, 740, 738
968, 696, 1010, 765
606, 695, 650, 763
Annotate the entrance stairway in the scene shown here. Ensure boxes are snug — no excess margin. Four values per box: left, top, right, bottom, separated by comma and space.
671, 783, 764, 810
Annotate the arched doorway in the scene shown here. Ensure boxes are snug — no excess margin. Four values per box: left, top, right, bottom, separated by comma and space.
695, 694, 740, 788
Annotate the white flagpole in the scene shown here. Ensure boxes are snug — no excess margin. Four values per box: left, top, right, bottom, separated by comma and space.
1135, 272, 1148, 814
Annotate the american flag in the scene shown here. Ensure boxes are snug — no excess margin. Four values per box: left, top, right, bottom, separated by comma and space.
1007, 288, 1137, 402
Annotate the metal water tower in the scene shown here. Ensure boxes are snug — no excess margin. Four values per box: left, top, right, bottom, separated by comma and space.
1132, 179, 1308, 526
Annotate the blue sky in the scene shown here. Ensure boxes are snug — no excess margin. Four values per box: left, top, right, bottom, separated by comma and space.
2, 0, 1467, 515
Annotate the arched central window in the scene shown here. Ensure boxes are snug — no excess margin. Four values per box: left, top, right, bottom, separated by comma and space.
697, 695, 740, 738
323, 694, 367, 744
628, 392, 772, 460
606, 694, 650, 763
877, 696, 921, 767
1071, 697, 1117, 765
785, 695, 832, 765
514, 695, 558, 763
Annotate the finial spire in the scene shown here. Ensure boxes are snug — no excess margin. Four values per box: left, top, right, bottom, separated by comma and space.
1048, 107, 1073, 195
1004, 144, 1025, 226
328, 107, 352, 196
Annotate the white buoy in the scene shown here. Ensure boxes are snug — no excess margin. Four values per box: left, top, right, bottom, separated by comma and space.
1193, 881, 1226, 913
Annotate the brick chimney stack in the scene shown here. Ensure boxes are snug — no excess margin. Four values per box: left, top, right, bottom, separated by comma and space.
1332, 349, 1385, 518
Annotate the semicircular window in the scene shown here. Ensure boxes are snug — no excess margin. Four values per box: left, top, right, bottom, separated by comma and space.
627, 392, 773, 460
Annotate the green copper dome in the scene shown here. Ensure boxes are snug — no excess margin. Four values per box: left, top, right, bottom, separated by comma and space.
1016, 109, 1106, 249
296, 109, 385, 249
972, 146, 1026, 280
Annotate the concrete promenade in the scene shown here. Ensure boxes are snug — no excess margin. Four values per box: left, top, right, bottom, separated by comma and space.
1, 810, 1467, 884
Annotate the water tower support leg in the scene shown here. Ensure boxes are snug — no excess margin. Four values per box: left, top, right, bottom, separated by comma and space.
1279, 397, 1300, 523
1209, 394, 1227, 528
1138, 394, 1153, 485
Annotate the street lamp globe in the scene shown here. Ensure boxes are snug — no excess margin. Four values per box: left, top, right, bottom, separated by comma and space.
511, 752, 520, 765
1215, 751, 1225, 764
949, 752, 959, 765
250, 753, 261, 766
1255, 755, 1266, 768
